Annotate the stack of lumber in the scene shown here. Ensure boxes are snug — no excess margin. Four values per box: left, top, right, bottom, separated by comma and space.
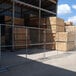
56, 32, 75, 51
45, 17, 65, 50
65, 26, 76, 32
47, 17, 65, 33
46, 32, 56, 42
5, 16, 24, 25
65, 21, 73, 26
65, 26, 76, 46
30, 17, 47, 28
14, 27, 31, 49
3, 16, 27, 49
38, 30, 56, 50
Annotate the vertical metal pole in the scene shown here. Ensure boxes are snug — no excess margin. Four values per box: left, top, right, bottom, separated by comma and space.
0, 24, 1, 65
12, 0, 15, 51
26, 28, 28, 59
43, 30, 46, 58
56, 1, 58, 55
39, 0, 41, 43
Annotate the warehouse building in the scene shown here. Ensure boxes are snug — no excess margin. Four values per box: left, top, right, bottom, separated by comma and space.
0, 0, 58, 68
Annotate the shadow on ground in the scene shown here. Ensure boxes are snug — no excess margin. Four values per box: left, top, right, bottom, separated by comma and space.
0, 51, 76, 76
3, 47, 54, 54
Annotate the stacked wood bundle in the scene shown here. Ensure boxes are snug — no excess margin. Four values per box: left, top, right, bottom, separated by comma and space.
65, 26, 76, 46
30, 17, 47, 28
14, 27, 31, 49
65, 21, 73, 26
56, 32, 75, 51
5, 16, 24, 25
45, 17, 65, 50
47, 17, 65, 33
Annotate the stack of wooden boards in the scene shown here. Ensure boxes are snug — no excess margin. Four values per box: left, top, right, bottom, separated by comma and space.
30, 17, 65, 50
55, 21, 76, 51
47, 17, 65, 33
65, 25, 76, 46
0, 16, 30, 50
47, 17, 75, 51
5, 16, 24, 25
46, 17, 65, 50
14, 27, 31, 49
65, 21, 73, 26
1, 15, 76, 51
30, 17, 47, 28
55, 32, 75, 51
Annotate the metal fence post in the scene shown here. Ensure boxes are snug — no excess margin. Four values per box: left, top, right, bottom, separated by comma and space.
0, 24, 1, 65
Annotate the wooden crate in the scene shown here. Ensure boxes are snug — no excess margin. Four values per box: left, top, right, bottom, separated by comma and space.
56, 42, 75, 51
55, 32, 75, 42
65, 22, 73, 26
47, 17, 64, 26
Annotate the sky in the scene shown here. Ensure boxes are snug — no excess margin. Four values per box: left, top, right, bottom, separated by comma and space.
57, 0, 76, 25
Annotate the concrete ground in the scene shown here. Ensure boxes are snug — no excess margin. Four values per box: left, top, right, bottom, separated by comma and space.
0, 49, 76, 76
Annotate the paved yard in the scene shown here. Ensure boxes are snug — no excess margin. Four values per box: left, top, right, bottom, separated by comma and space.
0, 49, 76, 76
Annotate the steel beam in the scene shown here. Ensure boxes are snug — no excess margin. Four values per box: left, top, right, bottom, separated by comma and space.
0, 24, 1, 66
13, 0, 56, 15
